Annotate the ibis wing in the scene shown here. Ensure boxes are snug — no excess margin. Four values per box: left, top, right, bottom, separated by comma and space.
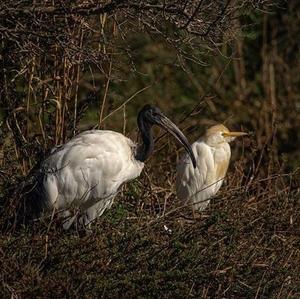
176, 141, 214, 204
41, 130, 143, 210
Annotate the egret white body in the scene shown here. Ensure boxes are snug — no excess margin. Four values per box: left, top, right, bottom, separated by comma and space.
28, 105, 196, 229
176, 124, 247, 211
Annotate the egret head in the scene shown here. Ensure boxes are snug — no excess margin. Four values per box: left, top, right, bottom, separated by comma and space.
137, 105, 196, 167
204, 124, 248, 147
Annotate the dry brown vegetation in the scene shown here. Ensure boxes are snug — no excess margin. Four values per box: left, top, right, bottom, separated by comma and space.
1, 1, 300, 298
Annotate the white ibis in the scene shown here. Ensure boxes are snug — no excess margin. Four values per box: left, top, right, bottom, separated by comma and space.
27, 105, 196, 229
176, 124, 247, 211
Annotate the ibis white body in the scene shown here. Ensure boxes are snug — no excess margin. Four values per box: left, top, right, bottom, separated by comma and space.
176, 124, 247, 211
39, 130, 144, 228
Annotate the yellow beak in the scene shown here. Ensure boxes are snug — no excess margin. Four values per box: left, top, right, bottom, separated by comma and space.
222, 131, 248, 137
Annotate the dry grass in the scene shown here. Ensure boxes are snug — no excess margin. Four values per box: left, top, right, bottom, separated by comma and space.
1, 137, 300, 298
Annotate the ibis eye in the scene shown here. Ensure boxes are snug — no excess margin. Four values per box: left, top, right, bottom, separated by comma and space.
151, 111, 160, 118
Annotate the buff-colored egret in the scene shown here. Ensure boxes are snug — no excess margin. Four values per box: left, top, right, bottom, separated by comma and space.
176, 124, 247, 211
27, 105, 196, 229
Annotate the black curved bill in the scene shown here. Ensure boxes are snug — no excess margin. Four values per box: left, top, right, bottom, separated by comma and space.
157, 115, 197, 168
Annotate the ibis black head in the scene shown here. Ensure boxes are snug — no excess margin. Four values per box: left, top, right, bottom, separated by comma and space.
136, 105, 196, 168
137, 104, 165, 125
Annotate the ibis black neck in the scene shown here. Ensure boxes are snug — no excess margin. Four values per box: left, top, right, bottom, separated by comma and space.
135, 118, 154, 163
134, 104, 197, 168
